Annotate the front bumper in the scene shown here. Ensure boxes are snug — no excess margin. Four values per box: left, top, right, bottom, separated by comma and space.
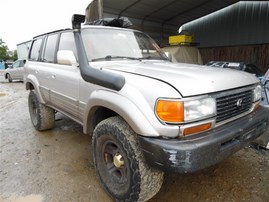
139, 107, 269, 173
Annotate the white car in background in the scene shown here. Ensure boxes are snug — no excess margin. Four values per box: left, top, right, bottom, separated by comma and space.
5, 59, 25, 82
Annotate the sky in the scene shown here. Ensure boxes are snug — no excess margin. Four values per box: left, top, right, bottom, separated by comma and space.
0, 0, 91, 50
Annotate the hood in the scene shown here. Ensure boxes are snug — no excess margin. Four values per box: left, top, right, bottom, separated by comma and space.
92, 61, 259, 97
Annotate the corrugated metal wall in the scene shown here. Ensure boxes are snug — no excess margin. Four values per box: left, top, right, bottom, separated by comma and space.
182, 1, 269, 47
200, 44, 269, 73
182, 1, 269, 73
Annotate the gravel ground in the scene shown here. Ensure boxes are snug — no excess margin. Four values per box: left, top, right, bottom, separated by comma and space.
0, 73, 268, 202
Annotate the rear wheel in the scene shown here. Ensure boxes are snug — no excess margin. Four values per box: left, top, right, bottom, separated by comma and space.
92, 116, 163, 202
28, 90, 55, 131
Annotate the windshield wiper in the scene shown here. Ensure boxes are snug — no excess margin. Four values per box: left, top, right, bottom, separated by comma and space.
91, 55, 169, 62
92, 56, 141, 62
139, 56, 169, 61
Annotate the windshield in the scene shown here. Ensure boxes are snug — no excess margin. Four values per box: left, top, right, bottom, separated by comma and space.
81, 27, 168, 61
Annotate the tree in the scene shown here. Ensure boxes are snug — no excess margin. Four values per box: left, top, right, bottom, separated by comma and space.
0, 39, 9, 61
11, 50, 18, 61
0, 39, 17, 61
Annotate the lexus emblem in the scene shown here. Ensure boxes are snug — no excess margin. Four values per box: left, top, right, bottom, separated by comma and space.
236, 99, 243, 108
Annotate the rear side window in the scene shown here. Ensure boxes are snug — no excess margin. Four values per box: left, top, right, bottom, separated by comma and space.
43, 34, 58, 63
58, 32, 77, 60
29, 38, 42, 61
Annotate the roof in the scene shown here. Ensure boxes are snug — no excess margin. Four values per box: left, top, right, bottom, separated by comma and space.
87, 0, 239, 43
102, 0, 238, 26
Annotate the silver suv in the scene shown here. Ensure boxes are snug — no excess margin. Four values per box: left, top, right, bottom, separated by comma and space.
24, 15, 269, 202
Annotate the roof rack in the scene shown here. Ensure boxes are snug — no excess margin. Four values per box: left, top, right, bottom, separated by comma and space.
33, 28, 71, 39
85, 17, 132, 28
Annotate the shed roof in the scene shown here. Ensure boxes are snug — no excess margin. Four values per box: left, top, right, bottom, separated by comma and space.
102, 0, 238, 27
86, 0, 239, 43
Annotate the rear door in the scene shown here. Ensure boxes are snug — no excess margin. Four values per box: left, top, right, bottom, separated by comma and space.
11, 60, 25, 80
9, 60, 18, 79
46, 31, 80, 120
28, 37, 51, 102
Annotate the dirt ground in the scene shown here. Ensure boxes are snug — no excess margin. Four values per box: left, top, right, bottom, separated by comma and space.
0, 73, 268, 202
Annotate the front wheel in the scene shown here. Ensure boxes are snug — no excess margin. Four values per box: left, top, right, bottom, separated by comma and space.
28, 90, 55, 131
92, 116, 164, 202
7, 74, 12, 82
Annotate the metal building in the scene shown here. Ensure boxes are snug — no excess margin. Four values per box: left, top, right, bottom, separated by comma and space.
181, 1, 269, 72
86, 0, 239, 44
182, 1, 269, 47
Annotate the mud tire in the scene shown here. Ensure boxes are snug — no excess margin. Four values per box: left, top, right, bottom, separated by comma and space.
28, 90, 55, 131
92, 116, 164, 202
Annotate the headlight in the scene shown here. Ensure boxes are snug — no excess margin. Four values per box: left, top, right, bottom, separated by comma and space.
253, 85, 261, 102
155, 97, 216, 123
184, 97, 216, 122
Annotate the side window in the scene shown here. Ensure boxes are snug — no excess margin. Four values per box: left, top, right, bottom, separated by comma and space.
29, 38, 42, 61
12, 61, 20, 68
58, 32, 77, 61
43, 34, 58, 63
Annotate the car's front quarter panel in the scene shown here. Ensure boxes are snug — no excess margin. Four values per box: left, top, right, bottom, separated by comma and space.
81, 71, 181, 137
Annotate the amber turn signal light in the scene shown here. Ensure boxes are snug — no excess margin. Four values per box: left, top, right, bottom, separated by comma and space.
156, 100, 184, 123
183, 123, 212, 136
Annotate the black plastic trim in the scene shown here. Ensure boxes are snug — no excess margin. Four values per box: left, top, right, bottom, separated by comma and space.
72, 14, 125, 91
138, 106, 269, 173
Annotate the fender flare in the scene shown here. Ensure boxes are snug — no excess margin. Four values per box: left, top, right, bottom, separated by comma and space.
83, 90, 160, 137
25, 74, 45, 104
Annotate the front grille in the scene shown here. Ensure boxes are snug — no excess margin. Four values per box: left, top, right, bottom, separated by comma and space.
216, 90, 253, 123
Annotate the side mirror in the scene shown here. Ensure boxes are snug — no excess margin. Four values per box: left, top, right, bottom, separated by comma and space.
57, 50, 78, 66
